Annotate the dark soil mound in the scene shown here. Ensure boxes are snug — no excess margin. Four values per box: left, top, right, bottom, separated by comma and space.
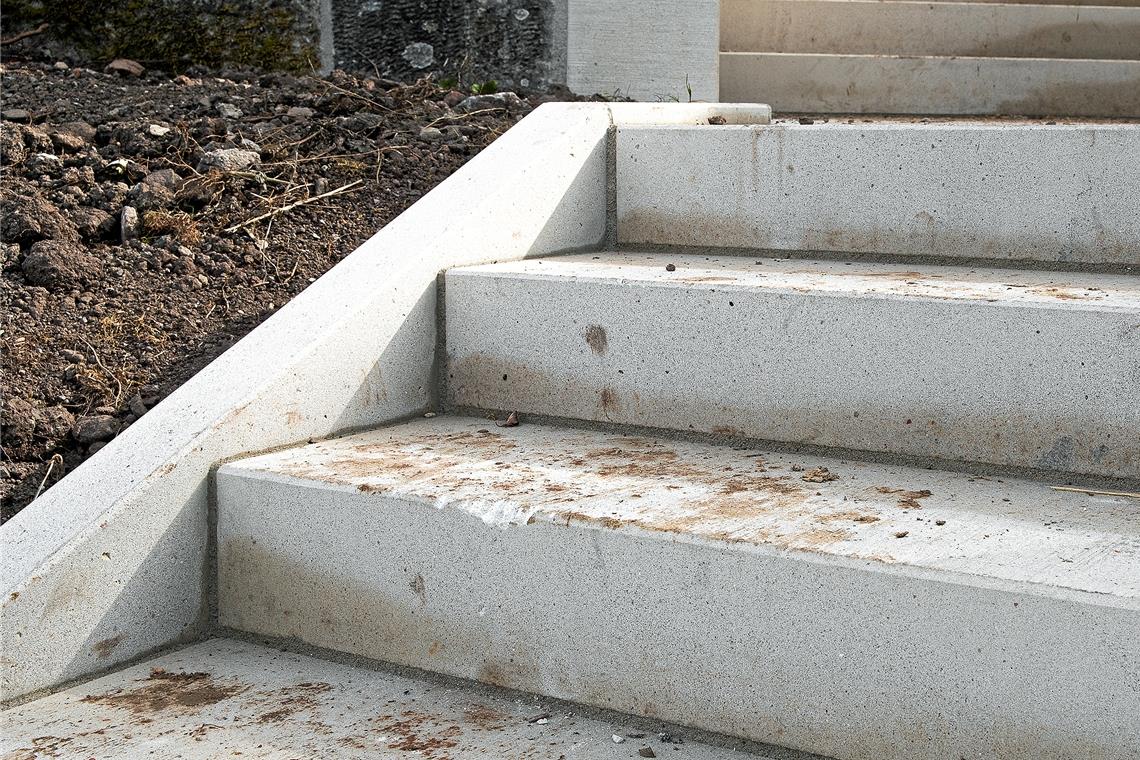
1, 59, 550, 519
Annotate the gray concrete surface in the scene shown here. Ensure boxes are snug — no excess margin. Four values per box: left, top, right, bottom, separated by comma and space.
0, 102, 612, 703
721, 0, 1140, 59
721, 52, 1140, 116
0, 638, 784, 759
616, 123, 1140, 267
445, 253, 1140, 478
0, 102, 779, 704
568, 0, 719, 101
217, 416, 1140, 760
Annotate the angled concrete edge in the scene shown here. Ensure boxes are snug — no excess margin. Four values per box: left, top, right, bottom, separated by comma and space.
0, 102, 619, 702
608, 102, 771, 125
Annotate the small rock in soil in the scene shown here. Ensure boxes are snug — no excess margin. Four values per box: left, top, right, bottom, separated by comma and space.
72, 415, 120, 444
120, 206, 140, 241
105, 58, 145, 77
21, 239, 102, 288
418, 126, 443, 142
215, 102, 243, 119
26, 152, 64, 177
128, 395, 149, 417
2, 109, 32, 123
455, 92, 526, 114
35, 407, 76, 440
4, 398, 39, 454
1, 180, 79, 244
49, 129, 87, 152
197, 148, 260, 173
71, 207, 117, 241
58, 120, 96, 143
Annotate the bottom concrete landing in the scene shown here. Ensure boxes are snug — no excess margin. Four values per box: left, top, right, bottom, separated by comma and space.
0, 638, 785, 759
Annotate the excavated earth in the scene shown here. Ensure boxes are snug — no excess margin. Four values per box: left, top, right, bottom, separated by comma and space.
0, 58, 559, 519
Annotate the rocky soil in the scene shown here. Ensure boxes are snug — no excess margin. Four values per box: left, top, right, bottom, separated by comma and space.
1, 59, 548, 520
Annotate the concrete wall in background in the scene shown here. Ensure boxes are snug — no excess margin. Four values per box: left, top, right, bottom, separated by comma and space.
2, 1, 710, 101
328, 0, 566, 91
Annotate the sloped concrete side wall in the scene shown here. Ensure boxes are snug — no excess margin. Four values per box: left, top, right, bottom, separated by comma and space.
0, 103, 611, 702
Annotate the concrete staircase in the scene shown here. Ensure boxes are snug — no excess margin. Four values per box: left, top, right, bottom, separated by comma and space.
213, 125, 1140, 757
5, 106, 1137, 759
720, 0, 1140, 115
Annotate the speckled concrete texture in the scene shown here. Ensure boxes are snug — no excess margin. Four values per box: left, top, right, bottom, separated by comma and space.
445, 252, 1140, 478
216, 416, 1140, 760
616, 124, 1140, 266
568, 0, 719, 101
721, 0, 1140, 59
0, 637, 785, 759
720, 54, 1140, 117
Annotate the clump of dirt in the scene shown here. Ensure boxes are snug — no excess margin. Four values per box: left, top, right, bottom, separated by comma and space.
1, 58, 557, 520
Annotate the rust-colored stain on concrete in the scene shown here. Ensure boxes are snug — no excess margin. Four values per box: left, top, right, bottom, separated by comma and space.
251, 420, 925, 556
373, 710, 461, 755
230, 417, 1138, 594
91, 633, 125, 659
81, 669, 247, 715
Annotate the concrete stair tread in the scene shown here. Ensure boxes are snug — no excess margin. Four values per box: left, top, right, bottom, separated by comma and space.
0, 638, 778, 759
458, 252, 1140, 309
445, 251, 1139, 477
222, 415, 1139, 601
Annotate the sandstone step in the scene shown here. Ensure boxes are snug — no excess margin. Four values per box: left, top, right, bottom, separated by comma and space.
216, 416, 1140, 760
0, 638, 786, 759
615, 121, 1140, 267
445, 253, 1140, 479
721, 0, 1140, 59
719, 52, 1140, 117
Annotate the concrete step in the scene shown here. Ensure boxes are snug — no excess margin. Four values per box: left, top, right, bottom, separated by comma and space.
719, 52, 1140, 116
0, 638, 786, 759
216, 416, 1140, 760
616, 121, 1140, 267
940, 1, 1140, 5
445, 253, 1140, 479
721, 0, 1140, 59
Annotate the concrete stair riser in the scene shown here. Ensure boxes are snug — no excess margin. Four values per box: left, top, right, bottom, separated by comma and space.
722, 0, 1140, 59
617, 125, 1140, 267
445, 254, 1140, 479
720, 53, 1140, 117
